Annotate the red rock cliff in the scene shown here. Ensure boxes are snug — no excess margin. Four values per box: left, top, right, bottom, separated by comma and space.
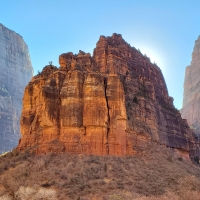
17, 34, 199, 158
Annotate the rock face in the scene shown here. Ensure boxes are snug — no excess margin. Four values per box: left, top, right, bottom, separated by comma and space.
0, 24, 33, 153
18, 34, 199, 158
181, 36, 200, 134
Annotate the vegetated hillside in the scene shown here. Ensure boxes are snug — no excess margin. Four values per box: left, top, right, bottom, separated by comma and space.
0, 144, 200, 200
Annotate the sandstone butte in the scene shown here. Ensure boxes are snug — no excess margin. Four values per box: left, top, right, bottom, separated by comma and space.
0, 24, 33, 153
17, 33, 200, 159
181, 36, 200, 134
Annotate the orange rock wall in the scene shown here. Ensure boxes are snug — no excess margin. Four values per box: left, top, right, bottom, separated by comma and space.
18, 34, 200, 158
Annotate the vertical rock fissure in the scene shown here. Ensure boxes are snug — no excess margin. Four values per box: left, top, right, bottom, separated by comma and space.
104, 77, 110, 154
58, 73, 67, 136
81, 72, 85, 129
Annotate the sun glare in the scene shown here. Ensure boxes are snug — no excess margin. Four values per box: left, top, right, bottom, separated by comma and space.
139, 46, 165, 73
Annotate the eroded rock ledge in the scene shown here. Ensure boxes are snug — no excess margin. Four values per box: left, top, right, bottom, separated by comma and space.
17, 34, 199, 158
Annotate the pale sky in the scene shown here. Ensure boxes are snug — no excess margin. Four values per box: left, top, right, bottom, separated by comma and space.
1, 0, 200, 109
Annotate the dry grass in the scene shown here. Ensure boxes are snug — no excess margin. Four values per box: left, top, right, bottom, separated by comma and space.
0, 144, 200, 199
0, 195, 13, 200
15, 186, 57, 200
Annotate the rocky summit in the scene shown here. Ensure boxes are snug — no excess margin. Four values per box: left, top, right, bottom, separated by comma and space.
17, 34, 199, 159
181, 36, 200, 133
0, 24, 33, 153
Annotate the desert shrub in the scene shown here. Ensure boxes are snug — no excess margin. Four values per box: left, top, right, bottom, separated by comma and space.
178, 157, 183, 161
11, 149, 19, 157
167, 156, 173, 162
194, 156, 199, 164
0, 160, 10, 172
3, 152, 12, 160
109, 194, 124, 200
133, 96, 138, 104
104, 163, 107, 172
33, 158, 46, 171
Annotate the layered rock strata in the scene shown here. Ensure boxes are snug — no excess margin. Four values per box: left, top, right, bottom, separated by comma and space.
18, 34, 199, 158
181, 36, 200, 133
0, 24, 33, 153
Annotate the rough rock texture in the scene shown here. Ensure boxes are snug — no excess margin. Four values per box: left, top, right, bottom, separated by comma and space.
18, 34, 199, 158
181, 36, 200, 134
0, 24, 33, 153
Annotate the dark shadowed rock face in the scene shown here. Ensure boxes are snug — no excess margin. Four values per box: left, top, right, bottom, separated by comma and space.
181, 36, 200, 133
0, 24, 33, 153
17, 33, 199, 159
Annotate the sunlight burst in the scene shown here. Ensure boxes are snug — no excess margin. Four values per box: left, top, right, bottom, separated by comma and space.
139, 46, 163, 70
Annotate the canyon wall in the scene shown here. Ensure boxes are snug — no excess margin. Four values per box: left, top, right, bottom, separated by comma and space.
0, 24, 33, 153
181, 36, 200, 133
18, 34, 199, 159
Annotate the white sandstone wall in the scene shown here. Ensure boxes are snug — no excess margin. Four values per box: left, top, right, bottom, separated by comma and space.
0, 23, 33, 153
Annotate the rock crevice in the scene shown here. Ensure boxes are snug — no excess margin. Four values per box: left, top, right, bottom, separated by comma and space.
104, 77, 110, 154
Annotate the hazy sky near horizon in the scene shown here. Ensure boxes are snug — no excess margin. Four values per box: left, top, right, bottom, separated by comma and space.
0, 0, 200, 109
